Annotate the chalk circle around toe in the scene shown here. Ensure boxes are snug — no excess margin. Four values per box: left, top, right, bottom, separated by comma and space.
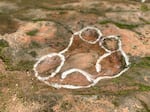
33, 53, 65, 81
101, 36, 120, 52
79, 27, 102, 44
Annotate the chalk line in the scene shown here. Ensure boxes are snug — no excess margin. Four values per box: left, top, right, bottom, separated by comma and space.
33, 26, 130, 89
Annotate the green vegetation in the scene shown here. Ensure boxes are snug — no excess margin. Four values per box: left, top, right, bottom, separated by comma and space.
0, 54, 11, 69
39, 6, 74, 11
0, 73, 6, 80
139, 17, 150, 24
61, 101, 72, 111
0, 39, 36, 71
29, 41, 41, 48
0, 39, 9, 48
0, 49, 34, 71
28, 51, 37, 57
132, 57, 150, 67
132, 45, 137, 49
32, 18, 52, 22
138, 84, 150, 91
13, 60, 35, 71
5, 60, 34, 71
79, 8, 104, 16
26, 29, 38, 36
112, 99, 120, 107
59, 11, 67, 15
140, 4, 149, 12
0, 40, 11, 69
112, 77, 121, 83
0, 39, 9, 57
91, 86, 100, 91
99, 20, 138, 29
115, 90, 129, 96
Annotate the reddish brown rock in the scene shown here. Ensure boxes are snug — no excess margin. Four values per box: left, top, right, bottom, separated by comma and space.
35, 34, 126, 86
81, 28, 100, 42
102, 24, 150, 57
102, 37, 119, 51
36, 56, 61, 77
1, 21, 57, 48
47, 72, 91, 86
98, 52, 125, 77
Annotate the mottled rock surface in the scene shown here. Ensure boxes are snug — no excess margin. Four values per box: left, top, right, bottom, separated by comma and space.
0, 0, 150, 112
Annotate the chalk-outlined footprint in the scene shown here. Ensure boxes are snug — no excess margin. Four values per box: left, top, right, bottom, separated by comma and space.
33, 26, 130, 89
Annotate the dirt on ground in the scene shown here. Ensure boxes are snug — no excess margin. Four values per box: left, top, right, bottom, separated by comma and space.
0, 0, 150, 112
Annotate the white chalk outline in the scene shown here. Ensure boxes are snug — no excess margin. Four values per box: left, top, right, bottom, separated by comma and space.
33, 26, 130, 89
141, 0, 146, 3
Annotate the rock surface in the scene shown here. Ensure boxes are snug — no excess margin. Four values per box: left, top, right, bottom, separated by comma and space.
0, 0, 150, 112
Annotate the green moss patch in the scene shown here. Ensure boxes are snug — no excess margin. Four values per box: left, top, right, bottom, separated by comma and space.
0, 39, 9, 48
137, 84, 150, 91
26, 29, 38, 36
132, 57, 150, 68
79, 8, 105, 16
140, 4, 149, 12
29, 41, 41, 48
28, 51, 37, 57
0, 49, 35, 71
14, 60, 35, 71
0, 40, 9, 67
0, 47, 14, 70
99, 20, 138, 29
61, 101, 72, 111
